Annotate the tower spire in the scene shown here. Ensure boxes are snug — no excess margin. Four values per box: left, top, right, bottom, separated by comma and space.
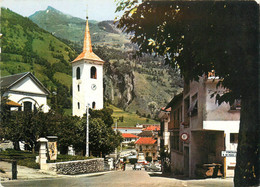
71, 8, 104, 63
83, 15, 92, 53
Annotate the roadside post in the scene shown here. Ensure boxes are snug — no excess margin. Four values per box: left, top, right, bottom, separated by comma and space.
11, 160, 17, 180
37, 137, 48, 170
86, 103, 90, 157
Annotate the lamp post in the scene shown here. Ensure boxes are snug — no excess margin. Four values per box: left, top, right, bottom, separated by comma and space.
86, 103, 90, 157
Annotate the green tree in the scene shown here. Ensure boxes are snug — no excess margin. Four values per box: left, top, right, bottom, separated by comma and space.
116, 1, 259, 186
89, 108, 114, 127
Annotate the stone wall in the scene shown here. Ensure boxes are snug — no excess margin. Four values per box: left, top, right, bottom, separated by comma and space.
48, 158, 104, 175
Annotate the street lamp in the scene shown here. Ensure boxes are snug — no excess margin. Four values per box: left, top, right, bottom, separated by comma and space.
86, 103, 90, 157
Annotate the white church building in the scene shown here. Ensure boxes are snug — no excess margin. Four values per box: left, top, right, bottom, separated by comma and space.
71, 17, 104, 117
0, 72, 50, 112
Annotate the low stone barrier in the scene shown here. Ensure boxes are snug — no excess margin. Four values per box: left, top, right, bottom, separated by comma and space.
47, 158, 104, 175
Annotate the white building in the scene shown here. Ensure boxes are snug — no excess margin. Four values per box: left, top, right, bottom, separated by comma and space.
159, 74, 240, 178
71, 17, 104, 117
0, 72, 50, 112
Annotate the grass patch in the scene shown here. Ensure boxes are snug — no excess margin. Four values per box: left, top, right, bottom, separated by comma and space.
0, 149, 40, 169
53, 72, 72, 88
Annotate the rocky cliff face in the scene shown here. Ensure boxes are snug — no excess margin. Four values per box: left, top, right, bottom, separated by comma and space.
104, 62, 135, 109
103, 59, 183, 116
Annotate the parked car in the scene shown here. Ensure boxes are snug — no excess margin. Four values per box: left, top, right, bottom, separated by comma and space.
133, 163, 142, 170
145, 164, 161, 172
144, 163, 152, 170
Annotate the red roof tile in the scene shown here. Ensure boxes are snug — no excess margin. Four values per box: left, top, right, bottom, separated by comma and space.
161, 107, 171, 112
143, 125, 160, 131
122, 133, 138, 138
135, 137, 157, 145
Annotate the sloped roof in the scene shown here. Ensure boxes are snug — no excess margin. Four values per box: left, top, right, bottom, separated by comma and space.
0, 72, 28, 89
143, 125, 160, 131
165, 92, 183, 109
72, 19, 104, 64
138, 131, 153, 137
122, 133, 138, 139
6, 100, 22, 107
135, 137, 157, 145
0, 72, 50, 95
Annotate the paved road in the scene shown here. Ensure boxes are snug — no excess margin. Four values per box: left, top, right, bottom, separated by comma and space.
1, 165, 233, 187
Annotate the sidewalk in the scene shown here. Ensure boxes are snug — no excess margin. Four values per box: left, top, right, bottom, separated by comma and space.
0, 161, 58, 181
0, 161, 114, 181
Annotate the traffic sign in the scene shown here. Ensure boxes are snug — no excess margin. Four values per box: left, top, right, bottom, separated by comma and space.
221, 150, 237, 157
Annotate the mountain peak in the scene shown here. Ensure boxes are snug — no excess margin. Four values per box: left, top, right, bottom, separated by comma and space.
46, 6, 57, 11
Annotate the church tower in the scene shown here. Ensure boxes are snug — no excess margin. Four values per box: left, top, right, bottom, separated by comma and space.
71, 17, 104, 117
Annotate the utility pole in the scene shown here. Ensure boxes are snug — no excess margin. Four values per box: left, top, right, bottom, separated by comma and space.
115, 119, 118, 156
86, 103, 90, 157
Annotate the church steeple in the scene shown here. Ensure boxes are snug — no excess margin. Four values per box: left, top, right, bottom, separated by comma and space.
83, 17, 92, 53
72, 17, 104, 63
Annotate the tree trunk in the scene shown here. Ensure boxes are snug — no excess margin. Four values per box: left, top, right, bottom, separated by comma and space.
234, 92, 259, 186
13, 141, 20, 151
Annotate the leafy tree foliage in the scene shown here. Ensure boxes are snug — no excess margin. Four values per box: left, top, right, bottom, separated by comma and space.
116, 1, 259, 186
0, 96, 122, 157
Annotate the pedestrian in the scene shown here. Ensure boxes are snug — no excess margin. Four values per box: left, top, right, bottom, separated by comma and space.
123, 161, 126, 171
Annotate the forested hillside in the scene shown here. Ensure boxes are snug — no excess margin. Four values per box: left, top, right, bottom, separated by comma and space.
1, 8, 76, 113
1, 7, 183, 118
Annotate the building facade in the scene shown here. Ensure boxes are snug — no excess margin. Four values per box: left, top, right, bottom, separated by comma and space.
72, 18, 104, 117
160, 75, 240, 178
121, 133, 139, 145
0, 72, 50, 113
135, 137, 158, 161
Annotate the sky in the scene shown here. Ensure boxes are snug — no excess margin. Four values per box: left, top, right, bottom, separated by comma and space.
1, 0, 121, 21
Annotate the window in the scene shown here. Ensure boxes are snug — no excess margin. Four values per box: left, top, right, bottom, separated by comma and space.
146, 145, 148, 149
171, 131, 179, 151
78, 85, 80, 92
174, 108, 181, 129
76, 67, 80, 80
190, 93, 198, 116
24, 101, 32, 112
146, 152, 149, 157
92, 102, 96, 109
78, 102, 80, 109
91, 66, 97, 79
153, 153, 155, 157
140, 146, 142, 151
230, 133, 238, 143
184, 97, 190, 127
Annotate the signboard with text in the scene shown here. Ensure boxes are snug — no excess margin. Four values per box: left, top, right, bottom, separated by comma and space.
221, 150, 237, 157
48, 142, 57, 160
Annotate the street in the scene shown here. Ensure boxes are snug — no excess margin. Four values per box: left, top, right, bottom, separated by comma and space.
1, 165, 233, 187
